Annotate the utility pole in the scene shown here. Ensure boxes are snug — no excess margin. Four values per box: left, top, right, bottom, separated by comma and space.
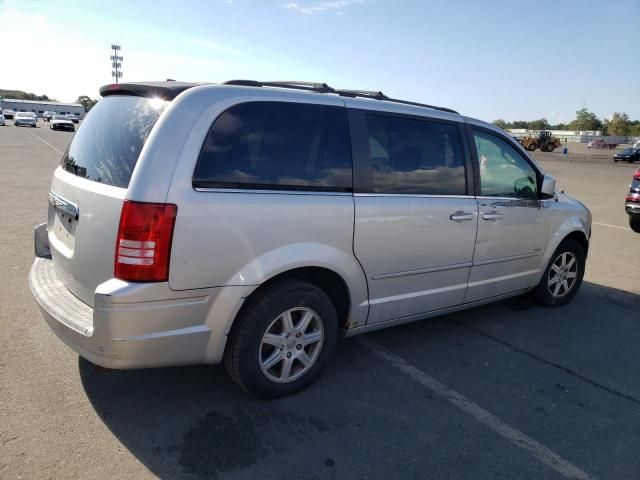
110, 44, 123, 83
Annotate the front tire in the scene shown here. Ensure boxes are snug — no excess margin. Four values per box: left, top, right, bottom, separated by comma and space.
224, 279, 338, 398
630, 215, 640, 233
532, 238, 585, 306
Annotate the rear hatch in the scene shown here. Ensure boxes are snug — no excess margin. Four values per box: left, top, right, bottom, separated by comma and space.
48, 94, 168, 306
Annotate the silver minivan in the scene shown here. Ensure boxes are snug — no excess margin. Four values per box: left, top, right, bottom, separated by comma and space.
30, 80, 591, 397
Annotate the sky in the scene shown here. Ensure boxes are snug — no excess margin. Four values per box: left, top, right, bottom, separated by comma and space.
2, 0, 639, 123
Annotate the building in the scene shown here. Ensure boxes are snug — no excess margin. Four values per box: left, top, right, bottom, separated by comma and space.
0, 98, 85, 118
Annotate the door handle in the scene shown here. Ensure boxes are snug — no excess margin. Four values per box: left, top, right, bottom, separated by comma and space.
482, 211, 503, 221
449, 211, 475, 222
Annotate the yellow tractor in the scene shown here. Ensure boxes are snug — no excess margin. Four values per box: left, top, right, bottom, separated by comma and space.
520, 131, 562, 152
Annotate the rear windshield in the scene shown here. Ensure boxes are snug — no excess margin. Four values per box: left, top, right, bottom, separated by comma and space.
61, 96, 167, 188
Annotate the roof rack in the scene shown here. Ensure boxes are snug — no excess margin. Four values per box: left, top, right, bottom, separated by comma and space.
222, 80, 458, 114
224, 80, 335, 94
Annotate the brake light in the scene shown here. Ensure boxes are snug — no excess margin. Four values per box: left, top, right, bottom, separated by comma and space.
115, 201, 177, 282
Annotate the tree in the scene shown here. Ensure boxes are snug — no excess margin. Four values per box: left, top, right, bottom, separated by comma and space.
511, 120, 529, 129
76, 95, 98, 113
569, 108, 602, 131
607, 112, 630, 136
528, 118, 550, 130
492, 119, 509, 130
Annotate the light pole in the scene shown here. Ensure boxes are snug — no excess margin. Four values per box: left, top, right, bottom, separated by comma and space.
110, 44, 123, 83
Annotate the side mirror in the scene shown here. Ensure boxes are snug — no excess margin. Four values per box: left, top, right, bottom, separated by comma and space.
540, 174, 556, 198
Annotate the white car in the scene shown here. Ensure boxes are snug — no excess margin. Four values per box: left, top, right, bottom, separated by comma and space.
50, 115, 75, 132
14, 111, 37, 127
0, 112, 5, 126
29, 80, 593, 398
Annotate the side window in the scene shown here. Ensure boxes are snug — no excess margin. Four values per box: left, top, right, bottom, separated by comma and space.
364, 114, 466, 195
193, 102, 352, 191
473, 130, 538, 199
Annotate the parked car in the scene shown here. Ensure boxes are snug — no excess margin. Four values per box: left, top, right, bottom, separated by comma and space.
29, 80, 592, 398
66, 114, 80, 124
50, 115, 75, 132
626, 168, 640, 233
613, 148, 640, 163
588, 139, 618, 150
0, 112, 5, 126
3, 109, 15, 120
43, 111, 56, 122
632, 140, 640, 150
14, 111, 37, 127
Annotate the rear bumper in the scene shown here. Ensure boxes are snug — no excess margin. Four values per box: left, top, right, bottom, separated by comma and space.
29, 255, 253, 369
626, 203, 640, 216
52, 123, 74, 130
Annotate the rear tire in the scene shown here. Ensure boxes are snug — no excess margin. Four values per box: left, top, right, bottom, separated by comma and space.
224, 279, 338, 398
630, 215, 640, 233
532, 238, 585, 307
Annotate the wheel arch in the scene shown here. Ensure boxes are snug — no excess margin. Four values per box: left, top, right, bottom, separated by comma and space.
536, 217, 590, 286
234, 266, 353, 332
563, 230, 589, 256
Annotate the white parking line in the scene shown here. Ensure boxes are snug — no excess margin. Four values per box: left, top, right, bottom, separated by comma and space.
24, 129, 64, 155
592, 222, 632, 232
357, 337, 597, 480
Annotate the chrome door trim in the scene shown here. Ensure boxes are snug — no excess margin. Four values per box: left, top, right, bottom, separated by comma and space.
371, 261, 473, 280
472, 251, 541, 266
194, 187, 352, 196
467, 268, 540, 287
354, 193, 475, 199
48, 191, 79, 220
368, 282, 468, 305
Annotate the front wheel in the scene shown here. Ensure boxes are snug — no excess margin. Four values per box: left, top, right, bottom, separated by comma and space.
224, 279, 338, 398
630, 215, 640, 233
532, 238, 586, 306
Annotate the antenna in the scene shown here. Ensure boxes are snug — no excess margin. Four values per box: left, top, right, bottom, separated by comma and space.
110, 44, 123, 83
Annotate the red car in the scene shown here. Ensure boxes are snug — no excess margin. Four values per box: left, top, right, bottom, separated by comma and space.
626, 168, 640, 232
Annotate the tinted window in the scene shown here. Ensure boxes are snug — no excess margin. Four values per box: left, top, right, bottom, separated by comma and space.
61, 96, 166, 188
364, 114, 466, 195
473, 130, 538, 198
193, 102, 352, 191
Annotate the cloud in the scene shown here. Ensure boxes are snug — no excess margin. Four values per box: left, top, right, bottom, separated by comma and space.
282, 0, 366, 15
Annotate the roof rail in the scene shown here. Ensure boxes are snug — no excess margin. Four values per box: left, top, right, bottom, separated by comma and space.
224, 79, 335, 93
222, 79, 459, 114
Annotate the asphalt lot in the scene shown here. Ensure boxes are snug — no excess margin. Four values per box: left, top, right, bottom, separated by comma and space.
1, 122, 639, 480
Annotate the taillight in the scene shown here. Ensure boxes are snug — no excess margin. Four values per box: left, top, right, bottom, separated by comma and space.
626, 194, 640, 203
115, 200, 177, 282
634, 169, 640, 181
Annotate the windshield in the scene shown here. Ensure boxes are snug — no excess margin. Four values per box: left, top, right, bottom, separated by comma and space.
53, 115, 68, 120
60, 96, 167, 188
16, 112, 35, 117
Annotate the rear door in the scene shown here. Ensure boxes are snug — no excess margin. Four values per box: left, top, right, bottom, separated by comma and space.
465, 126, 548, 302
350, 110, 478, 324
48, 95, 167, 306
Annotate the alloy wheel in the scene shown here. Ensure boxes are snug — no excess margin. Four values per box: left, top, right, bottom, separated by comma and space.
548, 252, 578, 298
259, 307, 324, 383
